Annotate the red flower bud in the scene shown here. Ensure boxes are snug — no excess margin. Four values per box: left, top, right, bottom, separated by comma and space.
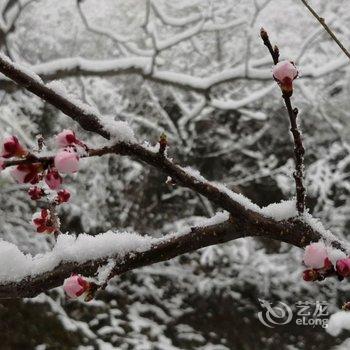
56, 189, 70, 203
32, 209, 56, 234
336, 258, 350, 277
1, 136, 28, 158
28, 186, 45, 200
303, 269, 319, 282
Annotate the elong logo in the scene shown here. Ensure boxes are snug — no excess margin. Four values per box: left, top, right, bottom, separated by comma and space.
257, 299, 293, 328
257, 299, 329, 328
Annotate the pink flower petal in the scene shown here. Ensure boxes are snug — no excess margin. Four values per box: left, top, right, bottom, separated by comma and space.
303, 242, 328, 269
54, 150, 79, 174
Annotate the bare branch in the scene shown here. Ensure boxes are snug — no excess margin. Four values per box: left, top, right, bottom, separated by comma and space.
300, 0, 350, 61
260, 29, 306, 214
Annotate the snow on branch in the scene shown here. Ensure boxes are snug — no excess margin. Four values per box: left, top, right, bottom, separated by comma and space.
0, 51, 348, 299
0, 55, 348, 95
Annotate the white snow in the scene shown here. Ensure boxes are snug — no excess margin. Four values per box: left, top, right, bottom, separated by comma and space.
327, 247, 346, 266
100, 117, 136, 143
211, 84, 275, 111
96, 259, 116, 284
32, 57, 153, 76
302, 212, 348, 249
196, 211, 230, 227
327, 311, 350, 336
47, 80, 101, 116
181, 166, 300, 221
0, 231, 155, 283
46, 80, 67, 96
260, 200, 298, 221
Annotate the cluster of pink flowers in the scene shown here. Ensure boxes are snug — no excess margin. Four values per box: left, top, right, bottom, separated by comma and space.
0, 130, 85, 234
272, 60, 298, 96
303, 242, 350, 281
0, 131, 94, 299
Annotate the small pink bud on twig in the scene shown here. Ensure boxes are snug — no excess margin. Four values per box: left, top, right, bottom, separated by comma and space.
303, 242, 328, 269
63, 274, 90, 299
272, 60, 298, 96
54, 150, 79, 174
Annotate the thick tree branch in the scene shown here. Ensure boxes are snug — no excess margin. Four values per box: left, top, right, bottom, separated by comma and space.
0, 54, 109, 138
0, 52, 347, 299
0, 213, 341, 299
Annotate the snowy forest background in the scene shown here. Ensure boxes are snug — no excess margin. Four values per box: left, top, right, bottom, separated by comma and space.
1, 0, 350, 349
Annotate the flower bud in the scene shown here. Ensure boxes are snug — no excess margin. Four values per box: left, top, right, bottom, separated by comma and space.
45, 168, 62, 190
28, 186, 45, 200
1, 136, 28, 158
303, 269, 318, 282
56, 189, 70, 203
54, 150, 79, 174
56, 130, 78, 148
63, 274, 90, 299
32, 209, 55, 233
336, 258, 350, 277
303, 242, 328, 269
272, 60, 298, 96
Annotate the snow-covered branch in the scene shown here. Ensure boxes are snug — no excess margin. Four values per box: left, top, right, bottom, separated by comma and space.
0, 51, 348, 299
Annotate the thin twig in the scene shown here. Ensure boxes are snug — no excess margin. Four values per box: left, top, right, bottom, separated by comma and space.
283, 99, 306, 214
300, 0, 350, 61
260, 28, 306, 214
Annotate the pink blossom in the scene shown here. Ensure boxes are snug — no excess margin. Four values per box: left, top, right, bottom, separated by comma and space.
32, 209, 56, 234
10, 164, 42, 184
303, 242, 328, 269
63, 274, 90, 299
56, 130, 78, 148
54, 150, 79, 174
1, 135, 27, 158
45, 168, 62, 190
272, 60, 298, 95
10, 166, 27, 183
336, 258, 350, 277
